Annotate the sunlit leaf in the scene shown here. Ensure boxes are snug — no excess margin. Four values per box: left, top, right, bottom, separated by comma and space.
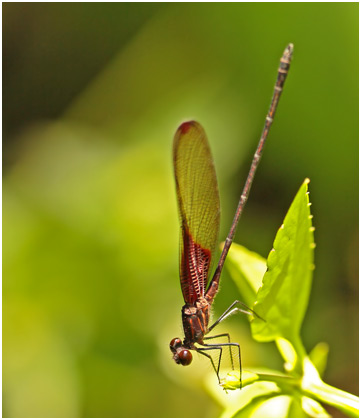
251, 179, 315, 346
287, 396, 309, 418
246, 395, 292, 418
222, 381, 281, 418
308, 342, 329, 378
223, 243, 267, 307
221, 370, 259, 390
301, 396, 331, 418
276, 338, 299, 371
230, 393, 281, 418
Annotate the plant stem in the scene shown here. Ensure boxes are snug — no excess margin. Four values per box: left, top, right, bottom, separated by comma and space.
303, 379, 359, 418
242, 371, 359, 418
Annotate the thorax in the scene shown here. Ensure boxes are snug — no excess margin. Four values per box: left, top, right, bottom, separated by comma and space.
182, 297, 210, 347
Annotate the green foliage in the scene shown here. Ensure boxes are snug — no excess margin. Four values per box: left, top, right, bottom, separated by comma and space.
220, 180, 359, 418
252, 179, 314, 349
3, 4, 357, 417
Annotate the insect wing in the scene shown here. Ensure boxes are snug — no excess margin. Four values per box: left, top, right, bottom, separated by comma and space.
173, 121, 220, 304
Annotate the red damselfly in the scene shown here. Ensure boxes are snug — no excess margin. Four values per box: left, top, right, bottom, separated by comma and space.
170, 44, 294, 387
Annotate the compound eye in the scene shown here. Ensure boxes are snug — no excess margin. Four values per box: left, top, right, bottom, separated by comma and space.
178, 349, 192, 366
170, 338, 182, 350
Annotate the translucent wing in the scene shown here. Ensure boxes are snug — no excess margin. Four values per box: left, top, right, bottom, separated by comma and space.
173, 121, 220, 304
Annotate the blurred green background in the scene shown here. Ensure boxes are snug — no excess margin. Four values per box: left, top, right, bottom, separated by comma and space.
3, 3, 358, 417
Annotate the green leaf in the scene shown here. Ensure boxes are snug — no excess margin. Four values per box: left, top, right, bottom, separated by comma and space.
308, 342, 329, 378
302, 358, 360, 418
244, 395, 293, 418
287, 396, 309, 418
230, 393, 285, 418
221, 370, 259, 391
251, 179, 315, 347
221, 381, 281, 418
223, 243, 267, 307
301, 396, 331, 418
276, 338, 299, 371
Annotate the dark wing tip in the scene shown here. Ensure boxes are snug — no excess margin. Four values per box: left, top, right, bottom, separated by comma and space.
177, 120, 198, 135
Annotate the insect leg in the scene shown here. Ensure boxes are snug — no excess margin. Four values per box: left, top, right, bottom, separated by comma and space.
197, 346, 223, 383
207, 300, 265, 334
203, 333, 234, 370
202, 342, 242, 388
